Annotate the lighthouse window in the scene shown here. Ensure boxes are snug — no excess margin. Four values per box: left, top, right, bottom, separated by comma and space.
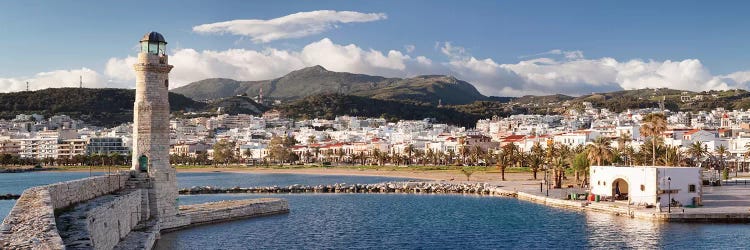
164, 79, 169, 88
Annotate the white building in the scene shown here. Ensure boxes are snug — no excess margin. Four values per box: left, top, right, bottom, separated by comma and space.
589, 166, 702, 208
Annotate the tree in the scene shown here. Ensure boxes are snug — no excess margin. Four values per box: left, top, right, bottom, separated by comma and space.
497, 143, 518, 181
572, 152, 590, 187
307, 135, 316, 144
529, 142, 545, 180
461, 167, 475, 181
641, 113, 667, 166
687, 141, 708, 166
662, 146, 681, 166
267, 136, 287, 165
551, 155, 569, 189
717, 145, 729, 177
404, 144, 415, 165
243, 148, 253, 163
212, 139, 236, 165
586, 137, 614, 166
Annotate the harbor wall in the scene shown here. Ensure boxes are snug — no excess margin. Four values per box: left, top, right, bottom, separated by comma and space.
164, 198, 289, 232
0, 172, 130, 249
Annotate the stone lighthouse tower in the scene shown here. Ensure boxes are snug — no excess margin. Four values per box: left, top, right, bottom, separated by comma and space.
132, 31, 178, 224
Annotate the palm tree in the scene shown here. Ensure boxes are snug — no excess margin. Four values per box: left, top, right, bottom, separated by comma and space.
586, 137, 614, 166
662, 145, 680, 166
687, 141, 707, 166
622, 145, 636, 166
497, 143, 518, 181
617, 133, 631, 151
641, 113, 667, 166
425, 149, 435, 165
403, 144, 415, 165
571, 152, 590, 187
551, 155, 569, 189
716, 145, 728, 175
529, 142, 545, 180
447, 149, 456, 165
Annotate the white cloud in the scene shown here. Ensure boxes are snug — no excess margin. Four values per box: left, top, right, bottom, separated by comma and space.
519, 49, 584, 60
435, 42, 748, 96
105, 56, 138, 82
0, 68, 113, 93
404, 44, 415, 53
8, 39, 750, 97
100, 38, 433, 89
193, 10, 387, 43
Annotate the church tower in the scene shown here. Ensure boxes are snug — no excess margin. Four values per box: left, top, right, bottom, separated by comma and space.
132, 31, 177, 223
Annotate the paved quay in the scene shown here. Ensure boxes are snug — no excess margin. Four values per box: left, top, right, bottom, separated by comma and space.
491, 179, 750, 222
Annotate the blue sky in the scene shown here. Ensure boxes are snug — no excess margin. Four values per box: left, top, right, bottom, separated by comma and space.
2, 0, 750, 96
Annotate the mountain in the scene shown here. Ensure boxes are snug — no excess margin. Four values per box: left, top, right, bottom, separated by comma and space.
172, 65, 487, 105
0, 88, 206, 127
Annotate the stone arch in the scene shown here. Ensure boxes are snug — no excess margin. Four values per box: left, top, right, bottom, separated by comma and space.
612, 178, 629, 201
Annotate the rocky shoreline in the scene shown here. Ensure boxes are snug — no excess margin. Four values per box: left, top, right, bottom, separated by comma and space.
0, 167, 58, 173
178, 182, 517, 197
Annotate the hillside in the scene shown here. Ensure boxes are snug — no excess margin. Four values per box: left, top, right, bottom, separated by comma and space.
0, 88, 206, 127
277, 94, 482, 127
172, 65, 487, 105
5, 87, 750, 129
205, 95, 268, 115
507, 88, 750, 114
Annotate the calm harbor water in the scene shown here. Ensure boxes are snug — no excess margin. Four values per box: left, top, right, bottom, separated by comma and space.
0, 171, 415, 219
158, 193, 750, 249
2, 171, 750, 249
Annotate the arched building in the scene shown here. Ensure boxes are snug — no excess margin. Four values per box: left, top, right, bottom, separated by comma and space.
590, 166, 702, 208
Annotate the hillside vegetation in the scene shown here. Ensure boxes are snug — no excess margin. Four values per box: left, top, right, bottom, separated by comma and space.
0, 88, 206, 127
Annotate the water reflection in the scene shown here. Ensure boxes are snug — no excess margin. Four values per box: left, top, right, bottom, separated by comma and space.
584, 211, 663, 249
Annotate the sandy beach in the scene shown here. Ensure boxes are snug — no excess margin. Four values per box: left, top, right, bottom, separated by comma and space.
179, 167, 543, 183
37, 166, 542, 184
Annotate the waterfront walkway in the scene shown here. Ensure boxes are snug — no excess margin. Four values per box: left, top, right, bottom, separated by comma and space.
501, 178, 750, 222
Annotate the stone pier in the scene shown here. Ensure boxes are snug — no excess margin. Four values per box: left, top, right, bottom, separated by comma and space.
0, 171, 289, 250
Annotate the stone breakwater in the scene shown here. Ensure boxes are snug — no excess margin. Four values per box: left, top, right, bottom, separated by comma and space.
166, 198, 289, 232
179, 182, 518, 197
1, 171, 291, 250
0, 194, 20, 200
0, 172, 129, 249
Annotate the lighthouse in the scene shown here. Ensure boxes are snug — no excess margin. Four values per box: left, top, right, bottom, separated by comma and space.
132, 31, 178, 223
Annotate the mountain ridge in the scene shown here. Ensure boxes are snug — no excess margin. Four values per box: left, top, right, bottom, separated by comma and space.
171, 65, 487, 105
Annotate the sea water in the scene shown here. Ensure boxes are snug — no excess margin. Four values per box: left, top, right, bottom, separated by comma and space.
2, 172, 750, 249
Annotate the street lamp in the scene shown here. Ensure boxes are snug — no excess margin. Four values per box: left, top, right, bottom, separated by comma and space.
667, 176, 672, 213
544, 164, 549, 196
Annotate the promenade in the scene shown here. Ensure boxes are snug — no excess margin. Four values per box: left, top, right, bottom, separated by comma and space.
496, 178, 750, 222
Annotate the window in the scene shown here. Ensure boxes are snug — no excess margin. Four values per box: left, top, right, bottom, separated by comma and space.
640, 185, 645, 191
688, 184, 696, 193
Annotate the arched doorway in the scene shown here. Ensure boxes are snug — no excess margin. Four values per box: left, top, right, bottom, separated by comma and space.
612, 178, 628, 200
138, 155, 149, 172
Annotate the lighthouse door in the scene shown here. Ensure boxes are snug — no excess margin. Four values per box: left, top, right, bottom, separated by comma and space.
138, 155, 148, 172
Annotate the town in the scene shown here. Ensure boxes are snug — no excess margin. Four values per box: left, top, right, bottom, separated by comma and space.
0, 99, 745, 182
